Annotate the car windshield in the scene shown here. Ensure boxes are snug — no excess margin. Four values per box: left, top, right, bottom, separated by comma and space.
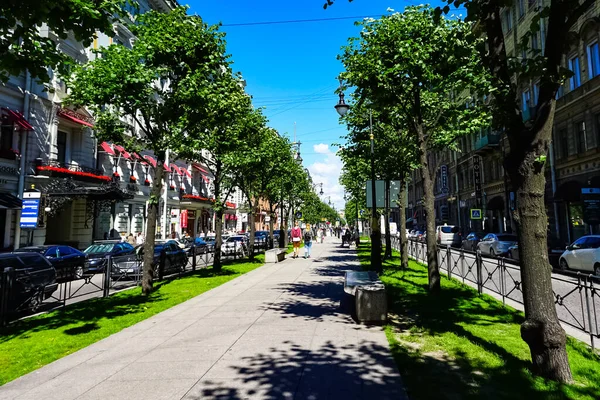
497, 235, 517, 242
441, 227, 454, 233
85, 244, 115, 254
228, 237, 244, 242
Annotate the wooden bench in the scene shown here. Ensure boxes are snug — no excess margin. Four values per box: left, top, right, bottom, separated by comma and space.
344, 271, 387, 323
265, 248, 286, 263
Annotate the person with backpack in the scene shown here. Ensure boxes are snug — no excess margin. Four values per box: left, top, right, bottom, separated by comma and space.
291, 221, 302, 259
303, 224, 313, 259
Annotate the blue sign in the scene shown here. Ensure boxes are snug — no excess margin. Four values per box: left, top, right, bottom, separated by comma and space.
359, 209, 365, 216
295, 212, 302, 219
470, 208, 482, 220
20, 192, 41, 229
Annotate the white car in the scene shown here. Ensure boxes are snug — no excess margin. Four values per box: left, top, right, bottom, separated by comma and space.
436, 225, 461, 247
559, 235, 600, 275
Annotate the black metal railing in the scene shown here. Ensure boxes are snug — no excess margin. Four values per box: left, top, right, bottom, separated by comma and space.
386, 235, 600, 350
33, 159, 105, 177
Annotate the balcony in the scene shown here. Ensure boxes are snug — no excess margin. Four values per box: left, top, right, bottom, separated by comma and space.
474, 134, 500, 154
33, 159, 111, 183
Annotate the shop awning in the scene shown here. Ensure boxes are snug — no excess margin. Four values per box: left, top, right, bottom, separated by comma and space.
0, 193, 22, 209
170, 163, 183, 176
113, 145, 131, 159
182, 168, 192, 179
1, 108, 34, 131
100, 142, 115, 156
57, 110, 94, 128
163, 162, 171, 172
143, 155, 157, 168
193, 164, 209, 174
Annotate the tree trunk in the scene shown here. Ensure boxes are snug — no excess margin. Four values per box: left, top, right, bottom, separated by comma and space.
247, 198, 256, 260
213, 162, 223, 271
399, 179, 408, 269
418, 126, 440, 293
384, 178, 392, 259
268, 206, 275, 250
508, 106, 572, 382
141, 160, 164, 295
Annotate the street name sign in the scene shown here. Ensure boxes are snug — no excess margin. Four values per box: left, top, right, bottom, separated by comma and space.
20, 191, 41, 229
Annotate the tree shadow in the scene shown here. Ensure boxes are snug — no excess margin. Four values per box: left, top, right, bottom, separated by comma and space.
185, 339, 406, 400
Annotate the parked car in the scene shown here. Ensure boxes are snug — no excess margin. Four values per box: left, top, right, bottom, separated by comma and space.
477, 234, 518, 257
417, 231, 426, 242
461, 232, 484, 252
222, 235, 248, 256
559, 235, 600, 275
0, 252, 58, 312
112, 241, 187, 278
436, 225, 462, 247
185, 237, 210, 255
15, 245, 87, 281
507, 235, 564, 268
84, 241, 136, 273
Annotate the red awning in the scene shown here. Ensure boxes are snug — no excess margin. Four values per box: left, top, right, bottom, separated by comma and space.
1, 108, 34, 131
163, 162, 171, 172
132, 153, 142, 160
192, 164, 209, 174
201, 174, 209, 183
170, 163, 183, 176
57, 110, 94, 128
113, 145, 131, 159
143, 155, 157, 168
100, 142, 115, 155
182, 168, 192, 179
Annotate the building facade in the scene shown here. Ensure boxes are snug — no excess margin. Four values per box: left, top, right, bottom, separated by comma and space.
406, 0, 600, 247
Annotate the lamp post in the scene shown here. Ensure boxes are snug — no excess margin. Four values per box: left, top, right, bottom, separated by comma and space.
335, 79, 382, 273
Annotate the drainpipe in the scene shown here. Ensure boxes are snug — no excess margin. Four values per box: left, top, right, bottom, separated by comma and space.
549, 141, 561, 240
454, 152, 461, 231
14, 71, 32, 250
162, 149, 169, 239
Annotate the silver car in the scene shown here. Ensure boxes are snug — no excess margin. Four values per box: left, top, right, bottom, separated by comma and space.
477, 234, 518, 257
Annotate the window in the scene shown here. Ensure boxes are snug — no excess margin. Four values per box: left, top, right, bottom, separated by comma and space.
569, 56, 581, 89
576, 121, 587, 153
587, 42, 600, 79
556, 85, 564, 99
0, 124, 12, 153
518, 0, 525, 17
533, 83, 539, 105
502, 8, 513, 32
557, 129, 569, 160
532, 33, 539, 52
522, 90, 531, 113
56, 131, 67, 164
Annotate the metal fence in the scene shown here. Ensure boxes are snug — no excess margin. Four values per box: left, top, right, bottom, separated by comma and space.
387, 235, 600, 349
0, 238, 276, 327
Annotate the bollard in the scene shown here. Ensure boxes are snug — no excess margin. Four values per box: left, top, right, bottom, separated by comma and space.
234, 242, 237, 260
103, 256, 112, 297
447, 245, 452, 279
191, 244, 196, 271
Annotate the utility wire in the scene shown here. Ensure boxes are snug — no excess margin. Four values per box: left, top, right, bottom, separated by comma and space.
222, 15, 383, 27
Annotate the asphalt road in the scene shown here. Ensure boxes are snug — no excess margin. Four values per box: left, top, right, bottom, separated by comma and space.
405, 239, 599, 343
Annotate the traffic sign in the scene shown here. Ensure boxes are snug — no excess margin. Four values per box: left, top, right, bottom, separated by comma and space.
359, 209, 365, 216
295, 212, 302, 219
20, 190, 41, 229
470, 208, 482, 220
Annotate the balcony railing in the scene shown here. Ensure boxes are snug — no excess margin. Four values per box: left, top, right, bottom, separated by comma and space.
474, 134, 500, 153
33, 159, 110, 182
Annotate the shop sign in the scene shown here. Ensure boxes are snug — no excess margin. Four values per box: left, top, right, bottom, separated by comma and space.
473, 156, 483, 207
581, 188, 600, 224
440, 165, 449, 194
20, 191, 41, 229
180, 210, 188, 228
187, 210, 196, 218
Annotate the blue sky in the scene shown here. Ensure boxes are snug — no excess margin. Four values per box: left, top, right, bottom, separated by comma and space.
184, 0, 448, 209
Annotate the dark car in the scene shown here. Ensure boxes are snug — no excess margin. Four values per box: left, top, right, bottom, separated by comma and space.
84, 241, 136, 273
0, 252, 58, 313
15, 245, 86, 281
461, 232, 484, 252
184, 237, 210, 255
112, 241, 188, 278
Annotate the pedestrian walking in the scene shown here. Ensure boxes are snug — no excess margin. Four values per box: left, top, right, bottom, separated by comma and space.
136, 232, 144, 246
291, 221, 302, 259
303, 224, 313, 259
316, 228, 322, 244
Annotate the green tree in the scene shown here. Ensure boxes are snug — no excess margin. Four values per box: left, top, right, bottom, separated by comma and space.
433, 0, 599, 381
338, 7, 489, 291
0, 0, 134, 83
67, 7, 232, 294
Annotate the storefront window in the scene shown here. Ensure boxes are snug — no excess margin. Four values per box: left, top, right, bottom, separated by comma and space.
569, 204, 586, 240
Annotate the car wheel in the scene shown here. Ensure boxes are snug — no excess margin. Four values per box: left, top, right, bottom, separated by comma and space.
490, 248, 496, 258
29, 290, 44, 312
74, 266, 84, 280
594, 264, 600, 277
507, 251, 512, 260
559, 258, 569, 271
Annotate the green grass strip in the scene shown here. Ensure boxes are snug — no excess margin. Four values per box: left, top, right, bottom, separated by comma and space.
0, 254, 268, 385
356, 243, 600, 400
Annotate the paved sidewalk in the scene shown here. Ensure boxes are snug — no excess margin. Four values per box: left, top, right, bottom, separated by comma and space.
1, 240, 407, 400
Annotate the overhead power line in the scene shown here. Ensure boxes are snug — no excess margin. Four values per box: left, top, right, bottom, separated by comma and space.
222, 15, 383, 27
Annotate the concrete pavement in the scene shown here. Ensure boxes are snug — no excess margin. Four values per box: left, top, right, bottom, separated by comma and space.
1, 239, 407, 400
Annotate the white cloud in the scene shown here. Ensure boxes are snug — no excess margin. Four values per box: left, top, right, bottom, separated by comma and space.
313, 143, 329, 154
307, 144, 345, 211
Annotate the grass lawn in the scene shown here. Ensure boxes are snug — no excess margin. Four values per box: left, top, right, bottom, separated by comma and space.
0, 255, 266, 385
357, 243, 600, 400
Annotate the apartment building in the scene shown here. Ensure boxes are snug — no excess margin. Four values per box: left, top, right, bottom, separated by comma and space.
406, 0, 600, 246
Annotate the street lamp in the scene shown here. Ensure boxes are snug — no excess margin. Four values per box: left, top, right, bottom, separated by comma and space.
335, 79, 381, 273
312, 182, 324, 196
